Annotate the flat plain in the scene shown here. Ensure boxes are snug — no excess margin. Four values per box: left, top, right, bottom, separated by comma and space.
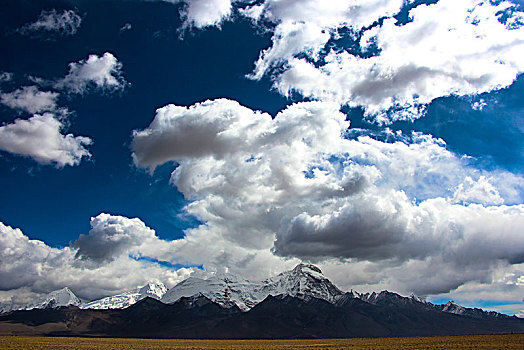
0, 334, 523, 350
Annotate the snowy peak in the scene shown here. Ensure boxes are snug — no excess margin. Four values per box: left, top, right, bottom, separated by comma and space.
438, 300, 514, 319
161, 263, 343, 311
292, 263, 323, 274
161, 274, 255, 310
358, 290, 431, 308
81, 282, 167, 310
442, 300, 465, 314
31, 287, 81, 310
357, 292, 514, 319
0, 287, 81, 313
139, 282, 167, 299
264, 263, 343, 303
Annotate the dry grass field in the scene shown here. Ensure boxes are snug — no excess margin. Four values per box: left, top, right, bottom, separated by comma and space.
0, 334, 523, 350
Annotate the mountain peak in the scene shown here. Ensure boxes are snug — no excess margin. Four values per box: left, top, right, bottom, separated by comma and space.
293, 263, 323, 274
162, 264, 342, 311
0, 287, 82, 313
438, 300, 513, 319
357, 290, 429, 308
81, 281, 167, 310
138, 281, 167, 299
441, 300, 465, 314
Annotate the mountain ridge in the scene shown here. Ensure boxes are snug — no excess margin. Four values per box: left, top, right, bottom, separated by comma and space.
0, 264, 520, 321
0, 287, 81, 314
1, 293, 523, 339
80, 281, 167, 310
160, 263, 344, 311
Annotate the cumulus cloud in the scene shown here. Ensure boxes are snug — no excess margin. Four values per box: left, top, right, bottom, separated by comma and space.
2, 97, 523, 301
3, 1, 524, 309
452, 176, 505, 205
0, 52, 128, 167
131, 98, 524, 295
160, 0, 234, 28
74, 214, 160, 263
289, 1, 524, 121
0, 113, 92, 167
181, 0, 234, 28
19, 9, 82, 37
246, 0, 404, 79
275, 196, 524, 265
0, 86, 58, 114
240, 0, 404, 30
162, 1, 524, 120
169, 0, 403, 32
55, 52, 127, 94
233, 0, 524, 122
0, 222, 75, 294
0, 216, 193, 302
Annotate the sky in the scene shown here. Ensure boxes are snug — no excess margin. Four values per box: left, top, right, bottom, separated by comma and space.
0, 0, 524, 317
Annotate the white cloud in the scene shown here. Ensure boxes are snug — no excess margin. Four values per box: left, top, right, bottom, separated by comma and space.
238, 0, 524, 122
19, 9, 82, 36
160, 0, 234, 28
159, 0, 524, 122
0, 53, 128, 168
0, 86, 58, 114
131, 98, 524, 296
2, 94, 524, 302
249, 21, 331, 80
55, 52, 127, 94
472, 98, 488, 111
243, 0, 403, 29
0, 221, 73, 292
74, 213, 162, 264
0, 113, 92, 167
452, 176, 504, 205
246, 0, 404, 79
181, 0, 234, 28
0, 216, 194, 302
167, 0, 403, 32
3, 1, 524, 309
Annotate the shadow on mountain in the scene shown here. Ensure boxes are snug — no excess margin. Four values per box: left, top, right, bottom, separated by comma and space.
1, 292, 523, 339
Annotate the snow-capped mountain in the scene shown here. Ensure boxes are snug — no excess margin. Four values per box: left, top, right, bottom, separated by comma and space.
441, 300, 467, 314
161, 263, 343, 311
0, 265, 516, 321
356, 291, 515, 320
81, 282, 167, 310
357, 290, 431, 308
0, 287, 81, 313
438, 300, 514, 319
262, 263, 343, 303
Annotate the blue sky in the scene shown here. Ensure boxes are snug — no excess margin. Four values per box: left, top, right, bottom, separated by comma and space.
1, 0, 524, 317
0, 0, 286, 246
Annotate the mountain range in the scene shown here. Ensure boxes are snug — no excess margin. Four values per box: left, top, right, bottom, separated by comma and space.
0, 264, 522, 338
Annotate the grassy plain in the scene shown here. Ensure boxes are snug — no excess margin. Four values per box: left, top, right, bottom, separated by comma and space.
0, 334, 523, 350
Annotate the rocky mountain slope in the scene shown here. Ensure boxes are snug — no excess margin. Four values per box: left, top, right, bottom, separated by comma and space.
160, 263, 343, 311
80, 282, 166, 310
1, 293, 523, 339
1, 263, 519, 337
0, 287, 81, 314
